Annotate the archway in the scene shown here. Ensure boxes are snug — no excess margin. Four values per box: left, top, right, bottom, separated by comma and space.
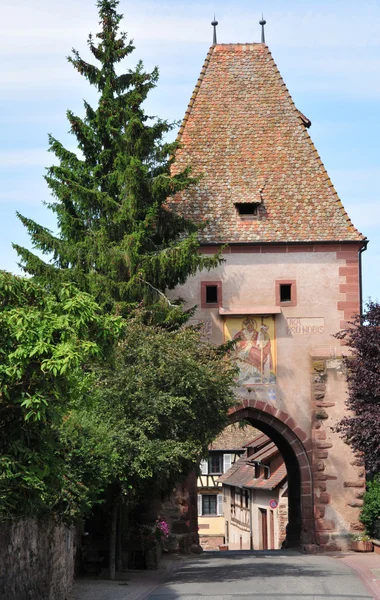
228, 400, 314, 549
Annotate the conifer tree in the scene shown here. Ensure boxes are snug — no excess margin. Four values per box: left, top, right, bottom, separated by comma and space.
14, 0, 219, 315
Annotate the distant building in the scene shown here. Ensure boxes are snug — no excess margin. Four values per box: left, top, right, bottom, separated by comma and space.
197, 424, 257, 550
219, 433, 287, 550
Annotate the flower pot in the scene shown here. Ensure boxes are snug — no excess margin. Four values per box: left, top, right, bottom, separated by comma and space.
219, 544, 229, 551
351, 540, 373, 552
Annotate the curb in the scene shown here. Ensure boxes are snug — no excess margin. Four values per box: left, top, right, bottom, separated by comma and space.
339, 555, 380, 600
125, 558, 184, 600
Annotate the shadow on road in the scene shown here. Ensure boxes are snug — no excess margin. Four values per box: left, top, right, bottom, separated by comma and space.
148, 550, 373, 599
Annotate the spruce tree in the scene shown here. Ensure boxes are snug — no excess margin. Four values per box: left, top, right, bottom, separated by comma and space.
14, 0, 219, 315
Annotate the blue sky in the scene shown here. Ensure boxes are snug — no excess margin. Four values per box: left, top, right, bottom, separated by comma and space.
1, 0, 379, 301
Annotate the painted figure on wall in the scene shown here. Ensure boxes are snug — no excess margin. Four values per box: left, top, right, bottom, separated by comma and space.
225, 316, 276, 385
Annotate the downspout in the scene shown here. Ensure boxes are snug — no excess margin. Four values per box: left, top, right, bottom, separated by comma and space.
359, 241, 368, 318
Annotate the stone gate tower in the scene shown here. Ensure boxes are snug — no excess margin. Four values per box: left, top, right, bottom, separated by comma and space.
169, 42, 367, 552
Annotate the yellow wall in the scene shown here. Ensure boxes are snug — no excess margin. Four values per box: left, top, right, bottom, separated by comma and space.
199, 516, 224, 536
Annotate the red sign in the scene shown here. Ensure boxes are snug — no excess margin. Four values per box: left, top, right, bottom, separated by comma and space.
269, 499, 278, 509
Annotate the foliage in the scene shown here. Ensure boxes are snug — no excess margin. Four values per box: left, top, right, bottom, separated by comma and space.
138, 518, 170, 546
6, 0, 236, 540
335, 301, 380, 475
0, 271, 123, 521
13, 0, 221, 316
59, 316, 237, 511
360, 476, 380, 537
351, 533, 372, 542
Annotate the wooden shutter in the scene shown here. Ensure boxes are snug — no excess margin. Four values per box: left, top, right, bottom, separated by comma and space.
223, 453, 232, 473
217, 494, 223, 516
198, 494, 202, 516
200, 459, 208, 475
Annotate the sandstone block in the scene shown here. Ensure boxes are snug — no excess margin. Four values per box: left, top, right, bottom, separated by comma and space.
344, 481, 365, 488
350, 522, 365, 531
315, 519, 335, 531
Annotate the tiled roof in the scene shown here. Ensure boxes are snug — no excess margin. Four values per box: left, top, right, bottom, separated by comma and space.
209, 423, 258, 450
170, 44, 365, 244
219, 456, 287, 491
218, 436, 286, 490
244, 432, 270, 450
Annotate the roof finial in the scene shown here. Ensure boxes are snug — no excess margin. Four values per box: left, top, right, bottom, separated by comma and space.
259, 14, 266, 44
211, 15, 218, 45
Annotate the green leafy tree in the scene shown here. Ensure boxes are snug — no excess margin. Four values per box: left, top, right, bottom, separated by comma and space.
360, 476, 380, 537
60, 315, 236, 576
14, 0, 220, 316
0, 271, 122, 521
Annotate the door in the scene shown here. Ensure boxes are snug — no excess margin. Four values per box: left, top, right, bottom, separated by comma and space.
259, 508, 268, 550
270, 510, 275, 549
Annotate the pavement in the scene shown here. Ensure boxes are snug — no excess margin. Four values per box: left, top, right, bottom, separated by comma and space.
73, 550, 380, 600
73, 554, 184, 600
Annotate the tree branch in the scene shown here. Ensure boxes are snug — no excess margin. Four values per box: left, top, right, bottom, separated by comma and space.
136, 277, 178, 307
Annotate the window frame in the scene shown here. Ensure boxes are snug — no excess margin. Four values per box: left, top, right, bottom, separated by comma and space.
235, 202, 259, 217
201, 281, 222, 309
208, 453, 223, 475
275, 279, 297, 307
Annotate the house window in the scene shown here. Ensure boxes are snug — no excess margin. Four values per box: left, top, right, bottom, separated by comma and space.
201, 281, 222, 308
202, 495, 217, 515
231, 487, 236, 513
208, 454, 223, 474
206, 285, 218, 304
275, 279, 297, 307
235, 203, 258, 216
245, 489, 249, 508
280, 284, 291, 303
199, 494, 223, 516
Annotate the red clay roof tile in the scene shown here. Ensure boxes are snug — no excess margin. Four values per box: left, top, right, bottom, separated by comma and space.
170, 43, 365, 244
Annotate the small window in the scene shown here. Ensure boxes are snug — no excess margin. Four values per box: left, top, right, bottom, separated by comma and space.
206, 285, 218, 304
235, 203, 258, 216
208, 454, 223, 474
280, 284, 292, 303
244, 489, 249, 508
202, 494, 217, 515
201, 281, 222, 308
276, 279, 297, 307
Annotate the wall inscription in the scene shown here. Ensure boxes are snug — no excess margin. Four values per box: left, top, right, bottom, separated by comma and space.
188, 319, 212, 340
287, 317, 324, 335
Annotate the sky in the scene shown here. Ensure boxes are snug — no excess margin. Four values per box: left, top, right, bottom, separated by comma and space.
1, 0, 379, 301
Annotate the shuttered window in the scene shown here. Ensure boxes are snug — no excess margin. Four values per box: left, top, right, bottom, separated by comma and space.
200, 459, 208, 475
202, 495, 217, 515
217, 494, 223, 516
198, 494, 202, 516
223, 453, 232, 473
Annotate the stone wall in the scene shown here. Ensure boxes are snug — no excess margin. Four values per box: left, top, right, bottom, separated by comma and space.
311, 356, 364, 551
160, 471, 200, 554
0, 518, 74, 600
199, 535, 224, 550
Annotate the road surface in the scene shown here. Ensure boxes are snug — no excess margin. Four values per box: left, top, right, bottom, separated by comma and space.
148, 550, 374, 600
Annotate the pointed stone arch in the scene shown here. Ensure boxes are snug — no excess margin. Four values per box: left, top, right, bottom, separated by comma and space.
228, 399, 315, 549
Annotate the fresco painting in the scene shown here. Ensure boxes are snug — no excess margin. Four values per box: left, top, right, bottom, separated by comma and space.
224, 316, 276, 385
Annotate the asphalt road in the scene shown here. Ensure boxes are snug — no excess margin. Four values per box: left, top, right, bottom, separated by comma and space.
148, 550, 373, 600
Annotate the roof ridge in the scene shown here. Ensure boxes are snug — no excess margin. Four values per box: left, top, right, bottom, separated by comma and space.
177, 45, 215, 144
263, 46, 364, 240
